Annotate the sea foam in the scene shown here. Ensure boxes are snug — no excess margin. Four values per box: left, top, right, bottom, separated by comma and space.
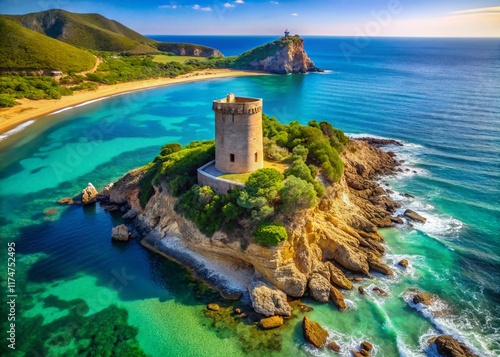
0, 120, 35, 141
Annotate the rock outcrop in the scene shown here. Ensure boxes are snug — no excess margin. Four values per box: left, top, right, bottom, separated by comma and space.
428, 335, 478, 357
234, 35, 322, 74
404, 209, 427, 223
413, 292, 437, 306
106, 139, 404, 316
260, 315, 283, 329
248, 280, 292, 317
302, 316, 328, 348
156, 42, 223, 57
111, 224, 130, 241
81, 182, 98, 205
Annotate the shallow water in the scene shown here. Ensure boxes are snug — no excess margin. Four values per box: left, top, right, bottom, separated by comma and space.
0, 37, 499, 356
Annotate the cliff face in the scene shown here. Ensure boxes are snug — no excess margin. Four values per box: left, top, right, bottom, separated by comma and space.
106, 140, 400, 314
233, 35, 322, 74
156, 42, 224, 57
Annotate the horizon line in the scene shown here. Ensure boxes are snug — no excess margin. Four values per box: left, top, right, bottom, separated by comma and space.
145, 34, 500, 39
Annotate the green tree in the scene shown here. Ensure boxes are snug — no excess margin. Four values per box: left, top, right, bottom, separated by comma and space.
280, 176, 318, 213
245, 168, 284, 202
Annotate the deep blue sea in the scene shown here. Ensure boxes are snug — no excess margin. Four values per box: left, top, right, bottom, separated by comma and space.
0, 37, 499, 356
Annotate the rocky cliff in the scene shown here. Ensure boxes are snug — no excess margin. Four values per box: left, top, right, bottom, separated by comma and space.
103, 139, 402, 316
233, 35, 322, 74
156, 42, 223, 57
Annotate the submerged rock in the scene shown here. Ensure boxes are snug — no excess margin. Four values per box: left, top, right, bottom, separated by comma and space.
358, 286, 365, 295
327, 341, 341, 352
413, 292, 437, 306
207, 303, 220, 311
302, 316, 328, 348
58, 197, 74, 205
404, 209, 427, 223
248, 280, 292, 317
372, 286, 387, 296
361, 341, 373, 352
428, 335, 478, 357
81, 182, 98, 205
259, 315, 283, 329
111, 224, 130, 242
398, 259, 409, 268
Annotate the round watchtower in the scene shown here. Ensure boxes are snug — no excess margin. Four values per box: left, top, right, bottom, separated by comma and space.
212, 93, 264, 174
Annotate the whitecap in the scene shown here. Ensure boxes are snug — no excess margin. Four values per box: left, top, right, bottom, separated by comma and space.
0, 120, 35, 141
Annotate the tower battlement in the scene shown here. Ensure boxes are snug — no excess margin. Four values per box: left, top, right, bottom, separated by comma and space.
212, 93, 264, 174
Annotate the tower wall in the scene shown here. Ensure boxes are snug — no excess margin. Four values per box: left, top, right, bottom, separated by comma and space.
213, 96, 264, 174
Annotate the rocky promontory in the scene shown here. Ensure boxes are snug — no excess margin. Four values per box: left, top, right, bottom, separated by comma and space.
233, 35, 322, 74
100, 138, 403, 317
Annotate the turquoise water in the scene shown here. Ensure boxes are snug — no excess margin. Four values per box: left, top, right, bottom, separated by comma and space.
0, 38, 499, 356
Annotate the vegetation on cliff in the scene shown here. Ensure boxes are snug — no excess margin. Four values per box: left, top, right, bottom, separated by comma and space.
0, 17, 96, 73
3, 9, 157, 53
136, 115, 348, 243
232, 35, 311, 72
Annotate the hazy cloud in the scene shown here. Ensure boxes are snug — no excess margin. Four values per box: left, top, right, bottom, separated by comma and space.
270, 1, 279, 4
193, 4, 212, 11
158, 4, 179, 9
291, 13, 298, 16
224, 2, 236, 8
234, 0, 245, 4
452, 6, 500, 15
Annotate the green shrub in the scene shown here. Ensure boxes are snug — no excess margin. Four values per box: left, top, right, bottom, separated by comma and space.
253, 222, 288, 246
280, 176, 318, 213
0, 94, 17, 107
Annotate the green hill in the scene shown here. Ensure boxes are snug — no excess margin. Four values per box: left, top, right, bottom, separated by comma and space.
3, 9, 157, 53
0, 17, 96, 72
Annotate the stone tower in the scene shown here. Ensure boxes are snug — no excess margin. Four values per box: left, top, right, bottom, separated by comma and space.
212, 93, 264, 174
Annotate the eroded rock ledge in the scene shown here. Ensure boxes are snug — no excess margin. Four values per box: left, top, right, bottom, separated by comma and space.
102, 139, 403, 315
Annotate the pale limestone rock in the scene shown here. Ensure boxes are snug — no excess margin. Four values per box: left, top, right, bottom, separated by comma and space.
81, 182, 98, 205
248, 280, 291, 317
308, 273, 331, 303
273, 264, 307, 297
326, 261, 353, 290
111, 224, 130, 241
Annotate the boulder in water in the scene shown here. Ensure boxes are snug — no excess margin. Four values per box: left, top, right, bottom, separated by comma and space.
207, 303, 220, 311
404, 209, 427, 223
248, 280, 292, 317
428, 335, 478, 357
81, 182, 98, 205
111, 224, 130, 241
260, 315, 283, 329
302, 316, 328, 348
413, 292, 436, 306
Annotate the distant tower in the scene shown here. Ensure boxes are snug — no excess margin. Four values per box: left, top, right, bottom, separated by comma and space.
212, 93, 264, 174
284, 29, 290, 37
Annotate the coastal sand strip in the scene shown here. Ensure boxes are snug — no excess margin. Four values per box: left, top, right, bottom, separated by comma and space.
0, 69, 265, 135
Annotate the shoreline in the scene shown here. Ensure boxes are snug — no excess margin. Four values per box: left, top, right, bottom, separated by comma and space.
0, 69, 265, 136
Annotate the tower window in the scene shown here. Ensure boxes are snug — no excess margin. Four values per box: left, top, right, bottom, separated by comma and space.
255, 152, 258, 162
230, 154, 235, 162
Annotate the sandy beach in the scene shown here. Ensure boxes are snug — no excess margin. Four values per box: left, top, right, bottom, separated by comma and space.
0, 69, 264, 135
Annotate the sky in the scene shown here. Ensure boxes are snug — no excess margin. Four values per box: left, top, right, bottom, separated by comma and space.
0, 0, 499, 37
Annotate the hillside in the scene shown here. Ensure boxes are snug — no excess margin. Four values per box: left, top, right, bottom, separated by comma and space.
233, 35, 322, 74
156, 42, 223, 57
0, 17, 96, 72
3, 9, 157, 54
